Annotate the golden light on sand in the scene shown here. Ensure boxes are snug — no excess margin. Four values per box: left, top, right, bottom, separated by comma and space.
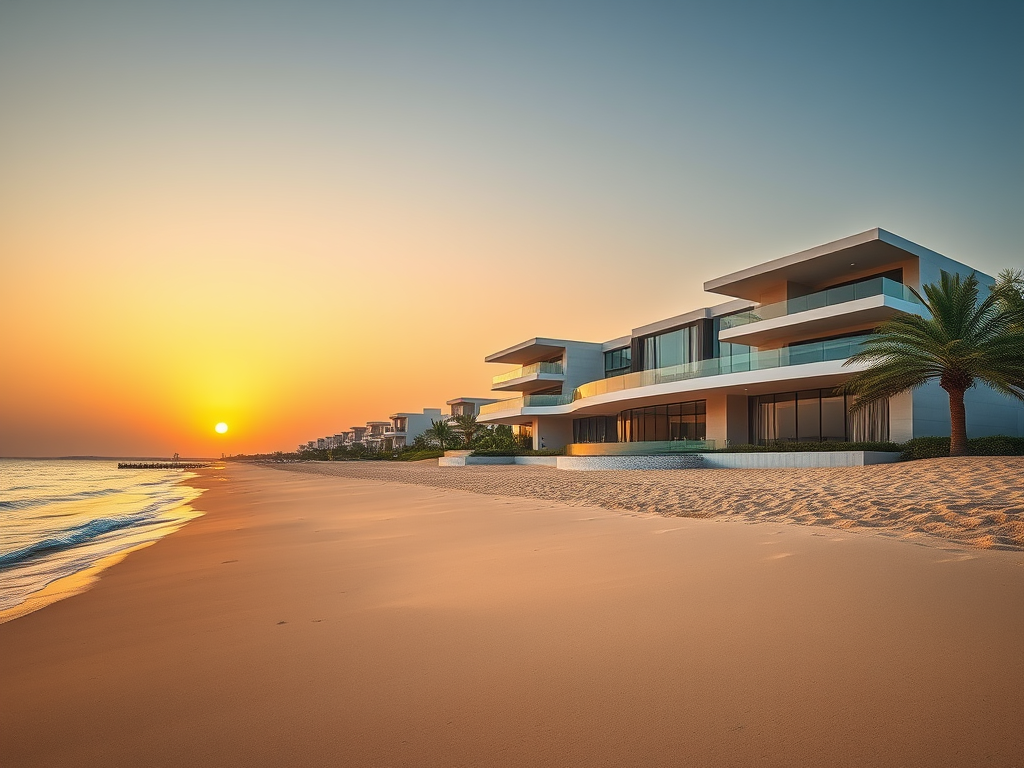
215, 422, 229, 434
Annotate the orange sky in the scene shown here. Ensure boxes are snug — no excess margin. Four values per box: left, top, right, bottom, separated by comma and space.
2, 2, 1020, 457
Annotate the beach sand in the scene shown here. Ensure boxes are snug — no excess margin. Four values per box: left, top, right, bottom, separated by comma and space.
280, 456, 1024, 550
2, 461, 1023, 766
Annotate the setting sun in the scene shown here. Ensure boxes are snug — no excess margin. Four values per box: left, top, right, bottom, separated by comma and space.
215, 423, 229, 434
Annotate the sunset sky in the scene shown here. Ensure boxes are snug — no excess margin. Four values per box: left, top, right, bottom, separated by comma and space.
2, 1, 1021, 457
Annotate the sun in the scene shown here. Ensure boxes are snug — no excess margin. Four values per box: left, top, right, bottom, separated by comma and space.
215, 422, 229, 434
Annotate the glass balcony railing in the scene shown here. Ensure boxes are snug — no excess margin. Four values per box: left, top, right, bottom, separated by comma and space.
572, 335, 870, 401
478, 393, 574, 416
491, 361, 565, 386
720, 277, 921, 330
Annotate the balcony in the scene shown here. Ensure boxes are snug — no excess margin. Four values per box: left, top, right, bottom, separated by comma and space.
491, 361, 566, 393
572, 335, 870, 401
479, 393, 573, 418
718, 277, 922, 347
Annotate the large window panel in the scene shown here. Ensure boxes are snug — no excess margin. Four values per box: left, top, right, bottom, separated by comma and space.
820, 395, 847, 442
775, 393, 797, 441
797, 390, 821, 443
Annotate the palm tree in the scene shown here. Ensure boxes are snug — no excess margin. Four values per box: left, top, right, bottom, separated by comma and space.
452, 413, 486, 448
842, 270, 1024, 457
424, 418, 457, 451
994, 268, 1024, 315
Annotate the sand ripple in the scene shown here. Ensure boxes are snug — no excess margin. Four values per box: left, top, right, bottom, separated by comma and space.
264, 457, 1024, 551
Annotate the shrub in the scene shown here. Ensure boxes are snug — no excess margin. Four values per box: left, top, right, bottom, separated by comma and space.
901, 435, 1024, 460
968, 434, 1024, 456
470, 447, 565, 457
899, 437, 950, 461
395, 449, 445, 461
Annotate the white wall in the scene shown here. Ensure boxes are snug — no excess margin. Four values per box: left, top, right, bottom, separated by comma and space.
562, 341, 606, 393
404, 408, 445, 442
533, 417, 574, 450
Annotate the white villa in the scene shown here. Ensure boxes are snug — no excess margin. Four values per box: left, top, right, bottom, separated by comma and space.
477, 229, 1024, 454
385, 408, 445, 450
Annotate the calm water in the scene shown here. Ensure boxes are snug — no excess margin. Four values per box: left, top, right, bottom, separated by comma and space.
0, 459, 203, 620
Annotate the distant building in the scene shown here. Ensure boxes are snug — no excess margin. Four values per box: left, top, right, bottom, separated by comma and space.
387, 408, 445, 449
447, 397, 500, 418
363, 421, 392, 451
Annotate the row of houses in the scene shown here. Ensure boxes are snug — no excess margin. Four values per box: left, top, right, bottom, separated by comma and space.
299, 398, 499, 454
298, 228, 1022, 460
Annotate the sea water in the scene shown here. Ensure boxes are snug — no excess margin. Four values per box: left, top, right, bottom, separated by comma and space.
0, 459, 203, 620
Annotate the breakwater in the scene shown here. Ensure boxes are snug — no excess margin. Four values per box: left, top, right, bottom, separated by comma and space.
118, 462, 210, 470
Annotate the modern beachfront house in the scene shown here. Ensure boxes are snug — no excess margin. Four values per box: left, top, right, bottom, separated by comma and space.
478, 229, 1024, 453
385, 408, 445, 450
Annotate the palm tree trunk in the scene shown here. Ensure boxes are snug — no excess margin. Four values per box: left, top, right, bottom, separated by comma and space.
948, 388, 968, 457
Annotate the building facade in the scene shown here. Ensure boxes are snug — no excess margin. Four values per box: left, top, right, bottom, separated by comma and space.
386, 408, 445, 449
447, 397, 500, 418
478, 229, 1024, 452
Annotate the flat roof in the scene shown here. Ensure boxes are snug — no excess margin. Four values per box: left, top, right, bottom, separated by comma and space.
446, 397, 500, 405
485, 337, 596, 365
703, 228, 944, 300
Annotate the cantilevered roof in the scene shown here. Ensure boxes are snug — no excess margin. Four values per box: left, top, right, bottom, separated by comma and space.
485, 337, 595, 365
703, 228, 942, 301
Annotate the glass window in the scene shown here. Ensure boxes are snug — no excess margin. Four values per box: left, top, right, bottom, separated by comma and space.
614, 400, 706, 443
639, 324, 701, 371
694, 408, 706, 441
604, 348, 632, 378
644, 337, 658, 370
775, 393, 797, 442
654, 406, 668, 441
821, 395, 847, 442
797, 390, 821, 443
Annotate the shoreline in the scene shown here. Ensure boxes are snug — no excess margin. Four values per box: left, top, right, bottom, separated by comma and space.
2, 462, 1023, 766
0, 462, 208, 625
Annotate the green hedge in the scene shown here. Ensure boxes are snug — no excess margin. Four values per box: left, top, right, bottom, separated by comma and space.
394, 449, 445, 461
471, 447, 565, 457
900, 435, 1024, 461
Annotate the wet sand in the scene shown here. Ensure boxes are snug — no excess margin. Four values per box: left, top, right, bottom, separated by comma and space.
1, 462, 1023, 767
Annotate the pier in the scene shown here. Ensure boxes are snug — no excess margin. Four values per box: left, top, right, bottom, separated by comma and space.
118, 462, 210, 470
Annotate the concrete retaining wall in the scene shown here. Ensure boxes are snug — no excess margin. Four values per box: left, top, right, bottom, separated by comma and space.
439, 455, 516, 466
514, 456, 558, 466
555, 455, 705, 471
441, 451, 901, 469
439, 455, 559, 467
701, 451, 901, 468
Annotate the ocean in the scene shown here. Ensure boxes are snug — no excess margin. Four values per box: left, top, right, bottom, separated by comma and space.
0, 459, 203, 621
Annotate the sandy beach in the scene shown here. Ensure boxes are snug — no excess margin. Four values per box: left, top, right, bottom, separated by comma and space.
2, 461, 1024, 766
280, 456, 1024, 550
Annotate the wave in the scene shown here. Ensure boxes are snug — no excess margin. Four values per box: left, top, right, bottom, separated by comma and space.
0, 487, 129, 511
0, 496, 186, 569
